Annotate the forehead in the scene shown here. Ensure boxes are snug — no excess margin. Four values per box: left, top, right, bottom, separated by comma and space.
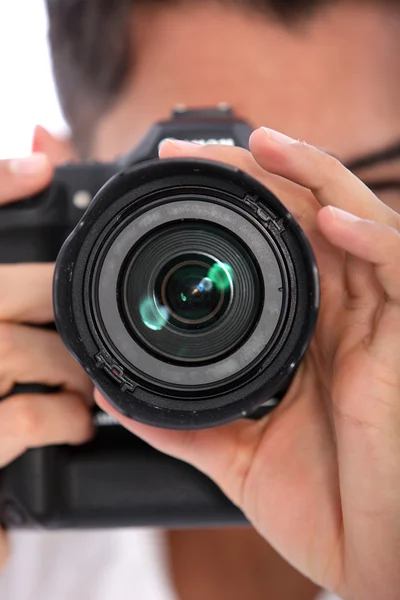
256, 2, 400, 162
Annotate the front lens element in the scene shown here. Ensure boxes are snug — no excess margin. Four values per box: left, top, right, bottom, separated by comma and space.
157, 256, 232, 329
119, 222, 262, 364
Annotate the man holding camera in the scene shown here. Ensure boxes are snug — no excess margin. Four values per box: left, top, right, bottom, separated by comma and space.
1, 1, 400, 599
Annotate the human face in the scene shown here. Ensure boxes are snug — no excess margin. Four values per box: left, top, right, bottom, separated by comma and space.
93, 0, 400, 213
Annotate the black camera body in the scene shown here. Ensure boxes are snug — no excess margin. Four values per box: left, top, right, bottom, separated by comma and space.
0, 107, 319, 528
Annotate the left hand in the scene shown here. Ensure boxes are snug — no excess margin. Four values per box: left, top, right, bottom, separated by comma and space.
96, 128, 400, 600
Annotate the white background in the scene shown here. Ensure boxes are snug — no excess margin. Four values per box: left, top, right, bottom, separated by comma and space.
0, 0, 66, 158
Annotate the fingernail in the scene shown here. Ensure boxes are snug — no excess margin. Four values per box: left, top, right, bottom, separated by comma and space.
262, 127, 297, 145
160, 139, 202, 151
328, 206, 361, 223
8, 153, 49, 175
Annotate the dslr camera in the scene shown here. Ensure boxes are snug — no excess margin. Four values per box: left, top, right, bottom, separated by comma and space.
0, 107, 318, 529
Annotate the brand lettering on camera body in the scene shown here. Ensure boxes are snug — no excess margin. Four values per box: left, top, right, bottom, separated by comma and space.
185, 138, 235, 146
159, 137, 236, 148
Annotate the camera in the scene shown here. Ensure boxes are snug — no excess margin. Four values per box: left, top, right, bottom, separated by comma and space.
0, 107, 319, 528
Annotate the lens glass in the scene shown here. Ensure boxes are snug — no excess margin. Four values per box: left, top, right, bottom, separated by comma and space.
119, 222, 262, 364
155, 256, 232, 329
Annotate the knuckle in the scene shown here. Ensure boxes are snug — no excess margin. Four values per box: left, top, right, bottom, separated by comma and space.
10, 397, 43, 439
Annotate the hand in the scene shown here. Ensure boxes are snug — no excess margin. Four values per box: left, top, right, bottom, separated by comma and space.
96, 128, 400, 600
0, 154, 94, 568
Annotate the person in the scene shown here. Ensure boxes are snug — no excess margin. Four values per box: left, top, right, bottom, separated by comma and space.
0, 0, 400, 598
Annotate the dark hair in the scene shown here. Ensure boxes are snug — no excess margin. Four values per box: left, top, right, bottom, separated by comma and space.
46, 0, 333, 155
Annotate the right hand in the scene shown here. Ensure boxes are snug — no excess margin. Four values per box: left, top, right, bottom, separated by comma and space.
0, 153, 94, 568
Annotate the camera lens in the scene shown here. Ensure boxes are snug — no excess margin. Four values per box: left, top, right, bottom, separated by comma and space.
54, 158, 319, 429
159, 257, 229, 328
119, 222, 262, 364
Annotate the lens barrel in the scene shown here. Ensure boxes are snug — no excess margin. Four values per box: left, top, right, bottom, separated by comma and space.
54, 158, 319, 429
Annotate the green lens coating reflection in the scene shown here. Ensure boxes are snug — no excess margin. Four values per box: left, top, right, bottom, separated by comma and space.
207, 262, 233, 291
139, 262, 233, 331
139, 297, 168, 331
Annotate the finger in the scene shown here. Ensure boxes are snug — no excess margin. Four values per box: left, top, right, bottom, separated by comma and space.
158, 139, 341, 263
159, 138, 270, 180
0, 264, 54, 323
0, 392, 94, 467
95, 390, 264, 506
0, 530, 8, 570
158, 138, 325, 252
249, 127, 400, 229
0, 154, 53, 205
159, 138, 323, 227
318, 206, 400, 303
0, 324, 93, 399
